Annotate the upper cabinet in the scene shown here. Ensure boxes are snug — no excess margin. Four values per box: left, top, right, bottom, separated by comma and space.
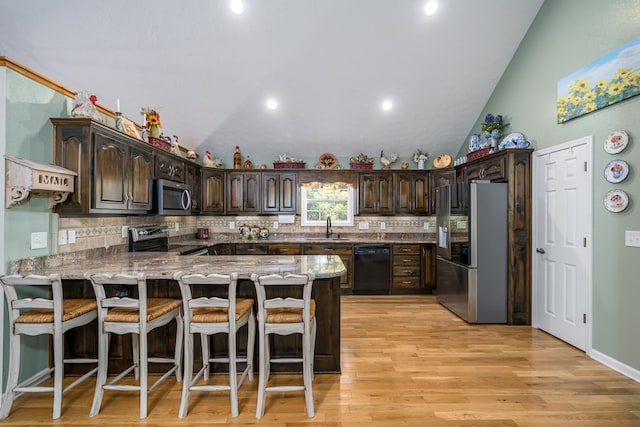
52, 118, 153, 215
428, 168, 455, 214
262, 172, 297, 213
358, 172, 394, 215
394, 172, 429, 215
52, 118, 200, 216
201, 168, 225, 214
225, 172, 261, 213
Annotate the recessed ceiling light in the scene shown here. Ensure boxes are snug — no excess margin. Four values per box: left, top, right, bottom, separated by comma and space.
381, 100, 393, 112
424, 1, 438, 16
266, 98, 279, 110
230, 0, 244, 15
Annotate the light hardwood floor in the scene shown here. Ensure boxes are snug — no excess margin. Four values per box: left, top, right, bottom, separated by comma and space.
2, 295, 639, 426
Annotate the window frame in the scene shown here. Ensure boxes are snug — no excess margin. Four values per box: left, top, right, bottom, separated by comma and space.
300, 182, 355, 227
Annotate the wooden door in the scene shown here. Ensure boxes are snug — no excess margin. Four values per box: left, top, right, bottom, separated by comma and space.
279, 173, 297, 212
394, 173, 412, 213
429, 169, 455, 214
127, 145, 153, 212
225, 173, 244, 212
93, 132, 127, 211
243, 172, 261, 212
377, 174, 394, 214
358, 174, 377, 213
202, 170, 224, 213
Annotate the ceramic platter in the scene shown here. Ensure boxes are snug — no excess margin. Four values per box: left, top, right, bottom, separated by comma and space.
603, 189, 629, 213
603, 159, 629, 183
433, 154, 452, 168
317, 152, 338, 169
604, 130, 629, 154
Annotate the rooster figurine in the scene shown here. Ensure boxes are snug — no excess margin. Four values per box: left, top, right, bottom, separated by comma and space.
380, 150, 398, 170
203, 150, 215, 167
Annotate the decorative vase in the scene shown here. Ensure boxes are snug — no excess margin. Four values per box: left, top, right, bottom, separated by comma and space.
149, 125, 161, 138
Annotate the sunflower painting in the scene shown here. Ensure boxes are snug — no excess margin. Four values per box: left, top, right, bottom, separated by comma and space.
557, 35, 640, 123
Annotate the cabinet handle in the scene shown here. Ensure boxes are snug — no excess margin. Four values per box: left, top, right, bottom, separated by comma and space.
324, 248, 334, 252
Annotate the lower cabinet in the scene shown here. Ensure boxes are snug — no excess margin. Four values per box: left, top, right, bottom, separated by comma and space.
392, 244, 421, 291
302, 243, 354, 292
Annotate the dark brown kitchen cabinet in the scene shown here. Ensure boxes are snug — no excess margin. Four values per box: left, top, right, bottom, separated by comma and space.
392, 244, 421, 291
421, 244, 436, 293
234, 243, 268, 255
225, 172, 261, 213
154, 151, 186, 183
358, 172, 394, 214
185, 164, 201, 214
207, 244, 232, 255
303, 243, 353, 292
428, 168, 455, 214
201, 169, 225, 214
456, 149, 532, 325
262, 172, 297, 213
268, 244, 301, 255
394, 172, 429, 214
52, 118, 153, 215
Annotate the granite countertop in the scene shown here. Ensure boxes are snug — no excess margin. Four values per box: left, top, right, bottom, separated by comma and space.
16, 253, 346, 281
175, 232, 436, 247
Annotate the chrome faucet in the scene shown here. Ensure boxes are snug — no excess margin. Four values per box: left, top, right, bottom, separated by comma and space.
326, 216, 333, 238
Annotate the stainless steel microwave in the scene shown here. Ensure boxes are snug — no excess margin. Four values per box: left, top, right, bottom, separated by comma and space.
154, 179, 191, 215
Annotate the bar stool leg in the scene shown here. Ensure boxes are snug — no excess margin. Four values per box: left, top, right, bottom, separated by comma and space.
139, 332, 148, 419
0, 332, 21, 419
52, 328, 64, 419
90, 329, 110, 417
255, 323, 267, 419
178, 329, 194, 418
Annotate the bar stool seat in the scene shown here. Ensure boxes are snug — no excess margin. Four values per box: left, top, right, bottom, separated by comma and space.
250, 272, 317, 419
0, 274, 98, 420
84, 272, 183, 419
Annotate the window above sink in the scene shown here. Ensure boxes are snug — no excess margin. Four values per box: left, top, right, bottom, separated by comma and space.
300, 182, 354, 227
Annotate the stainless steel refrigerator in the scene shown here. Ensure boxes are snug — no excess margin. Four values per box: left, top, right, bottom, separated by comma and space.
435, 181, 507, 323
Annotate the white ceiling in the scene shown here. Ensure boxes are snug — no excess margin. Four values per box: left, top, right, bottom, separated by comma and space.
0, 0, 544, 166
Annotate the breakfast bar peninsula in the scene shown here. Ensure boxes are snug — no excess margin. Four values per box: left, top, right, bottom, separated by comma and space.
13, 253, 345, 374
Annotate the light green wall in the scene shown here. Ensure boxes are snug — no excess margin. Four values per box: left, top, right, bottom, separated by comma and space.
464, 0, 640, 371
2, 69, 71, 385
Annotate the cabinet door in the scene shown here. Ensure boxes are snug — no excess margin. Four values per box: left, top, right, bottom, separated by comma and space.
185, 164, 201, 214
225, 173, 244, 212
303, 244, 353, 291
394, 172, 428, 214
462, 156, 506, 181
52, 120, 91, 214
421, 244, 436, 292
127, 145, 153, 212
154, 152, 185, 183
268, 244, 301, 255
429, 169, 455, 214
359, 173, 393, 214
243, 173, 261, 212
93, 132, 128, 211
225, 172, 261, 212
202, 169, 225, 213
262, 172, 297, 213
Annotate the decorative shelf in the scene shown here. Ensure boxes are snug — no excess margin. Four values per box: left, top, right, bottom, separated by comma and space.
4, 155, 77, 209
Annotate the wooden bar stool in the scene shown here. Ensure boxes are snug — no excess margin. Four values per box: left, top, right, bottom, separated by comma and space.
174, 272, 255, 417
250, 272, 316, 419
0, 274, 98, 419
84, 272, 183, 419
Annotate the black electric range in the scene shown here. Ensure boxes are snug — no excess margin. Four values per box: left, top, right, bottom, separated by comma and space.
128, 226, 209, 255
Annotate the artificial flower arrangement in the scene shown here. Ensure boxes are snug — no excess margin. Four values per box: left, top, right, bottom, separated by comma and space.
481, 113, 509, 141
141, 107, 162, 137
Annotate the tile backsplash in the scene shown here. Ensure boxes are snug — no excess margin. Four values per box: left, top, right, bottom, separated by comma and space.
56, 214, 436, 253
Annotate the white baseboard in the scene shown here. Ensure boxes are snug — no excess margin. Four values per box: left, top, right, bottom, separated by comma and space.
589, 348, 640, 383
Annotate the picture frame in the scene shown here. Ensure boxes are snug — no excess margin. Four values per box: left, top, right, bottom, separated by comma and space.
557, 35, 640, 123
120, 116, 141, 140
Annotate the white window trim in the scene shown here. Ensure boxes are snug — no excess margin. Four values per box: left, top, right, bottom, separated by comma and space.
300, 184, 354, 227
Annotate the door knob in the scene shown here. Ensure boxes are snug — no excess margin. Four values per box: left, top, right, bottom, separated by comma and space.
536, 248, 545, 254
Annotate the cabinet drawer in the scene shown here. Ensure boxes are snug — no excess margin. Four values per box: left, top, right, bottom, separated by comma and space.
393, 265, 420, 277
464, 156, 506, 181
302, 244, 352, 256
392, 276, 421, 289
269, 244, 301, 255
393, 255, 420, 266
235, 244, 268, 255
393, 245, 420, 255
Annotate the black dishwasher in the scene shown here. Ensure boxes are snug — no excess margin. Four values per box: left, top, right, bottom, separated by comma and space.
353, 244, 391, 294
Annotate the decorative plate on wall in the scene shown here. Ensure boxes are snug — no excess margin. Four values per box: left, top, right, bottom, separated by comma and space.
604, 130, 629, 154
433, 154, 452, 168
603, 189, 629, 213
317, 153, 339, 169
603, 159, 629, 183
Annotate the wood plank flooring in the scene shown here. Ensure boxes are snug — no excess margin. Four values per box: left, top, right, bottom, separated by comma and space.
2, 295, 639, 426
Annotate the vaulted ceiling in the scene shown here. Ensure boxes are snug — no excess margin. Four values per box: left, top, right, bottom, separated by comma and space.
0, 0, 544, 166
